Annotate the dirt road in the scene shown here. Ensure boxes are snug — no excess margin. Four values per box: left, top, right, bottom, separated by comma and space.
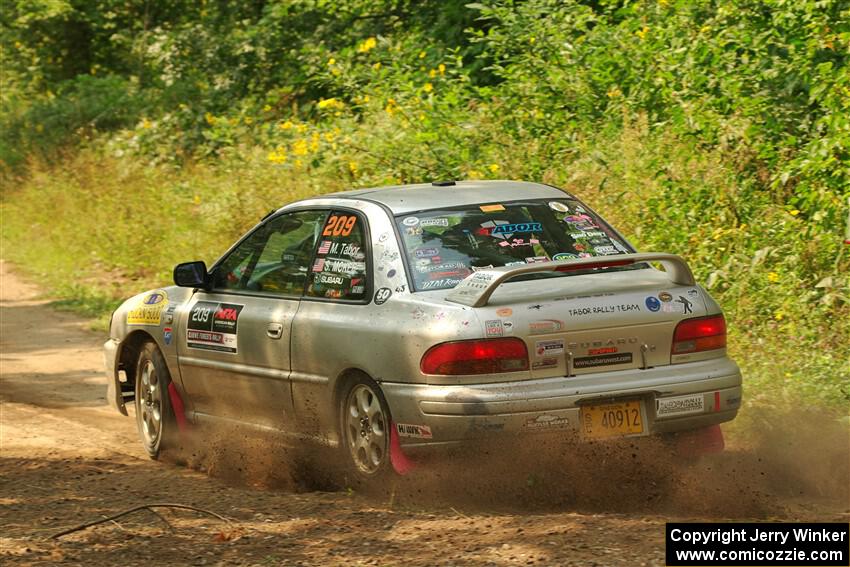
1, 260, 847, 566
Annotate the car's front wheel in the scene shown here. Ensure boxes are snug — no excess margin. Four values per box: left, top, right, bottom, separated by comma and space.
134, 341, 177, 459
341, 376, 392, 481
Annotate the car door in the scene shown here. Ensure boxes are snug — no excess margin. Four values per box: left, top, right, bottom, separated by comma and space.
176, 209, 329, 428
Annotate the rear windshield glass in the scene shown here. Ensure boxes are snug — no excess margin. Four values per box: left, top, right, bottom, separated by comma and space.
395, 199, 635, 292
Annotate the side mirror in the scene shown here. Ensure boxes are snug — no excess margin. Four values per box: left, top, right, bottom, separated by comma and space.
173, 261, 209, 289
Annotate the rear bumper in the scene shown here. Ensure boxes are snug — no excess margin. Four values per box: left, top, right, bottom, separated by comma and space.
381, 356, 742, 450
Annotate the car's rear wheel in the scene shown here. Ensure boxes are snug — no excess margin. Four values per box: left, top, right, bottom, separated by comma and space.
341, 376, 392, 481
134, 341, 177, 459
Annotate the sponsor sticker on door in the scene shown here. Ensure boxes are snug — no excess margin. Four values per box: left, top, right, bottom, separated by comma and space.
187, 301, 244, 354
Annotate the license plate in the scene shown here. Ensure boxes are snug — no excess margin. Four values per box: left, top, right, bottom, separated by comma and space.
580, 400, 644, 439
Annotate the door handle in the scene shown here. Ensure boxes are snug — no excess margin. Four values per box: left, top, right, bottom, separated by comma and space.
266, 323, 283, 340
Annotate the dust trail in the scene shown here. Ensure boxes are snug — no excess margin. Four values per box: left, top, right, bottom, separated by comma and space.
173, 406, 849, 519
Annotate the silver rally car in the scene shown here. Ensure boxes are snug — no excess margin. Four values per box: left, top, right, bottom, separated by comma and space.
104, 180, 742, 478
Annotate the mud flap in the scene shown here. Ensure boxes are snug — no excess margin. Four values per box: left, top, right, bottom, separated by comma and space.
167, 383, 190, 433
389, 420, 416, 475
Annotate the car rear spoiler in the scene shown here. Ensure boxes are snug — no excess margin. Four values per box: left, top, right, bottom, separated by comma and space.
445, 253, 695, 308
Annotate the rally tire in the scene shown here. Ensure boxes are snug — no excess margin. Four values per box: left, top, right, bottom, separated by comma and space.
339, 375, 393, 483
134, 341, 178, 460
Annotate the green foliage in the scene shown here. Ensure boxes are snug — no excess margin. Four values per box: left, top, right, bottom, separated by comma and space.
1, 0, 848, 407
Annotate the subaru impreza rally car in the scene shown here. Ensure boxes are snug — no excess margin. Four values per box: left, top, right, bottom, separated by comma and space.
105, 181, 742, 479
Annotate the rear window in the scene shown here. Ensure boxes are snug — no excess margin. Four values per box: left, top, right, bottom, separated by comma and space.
395, 199, 635, 292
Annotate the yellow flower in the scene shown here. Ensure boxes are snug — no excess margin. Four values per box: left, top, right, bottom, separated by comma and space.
193, 195, 202, 205
204, 112, 216, 125
372, 62, 382, 70
267, 148, 288, 164
294, 159, 303, 168
422, 82, 433, 93
317, 98, 344, 110
774, 311, 784, 321
529, 36, 536, 44
429, 68, 437, 78
358, 37, 377, 53
607, 86, 622, 98
279, 120, 294, 130
767, 272, 780, 283
263, 104, 272, 112
292, 139, 309, 156
327, 57, 336, 66
636, 26, 649, 40
467, 169, 482, 179
419, 51, 426, 59
438, 63, 446, 75
324, 132, 336, 142
244, 117, 253, 125
141, 118, 152, 129
488, 164, 500, 174
385, 98, 397, 115
789, 209, 800, 216
296, 123, 308, 133
348, 161, 358, 175
310, 132, 320, 152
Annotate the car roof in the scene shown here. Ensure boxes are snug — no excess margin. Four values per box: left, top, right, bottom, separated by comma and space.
318, 180, 571, 215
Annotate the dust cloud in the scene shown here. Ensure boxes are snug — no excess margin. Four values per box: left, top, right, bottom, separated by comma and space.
175, 406, 849, 520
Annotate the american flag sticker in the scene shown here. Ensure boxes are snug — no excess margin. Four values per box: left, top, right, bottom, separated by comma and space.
312, 258, 325, 272
317, 240, 331, 255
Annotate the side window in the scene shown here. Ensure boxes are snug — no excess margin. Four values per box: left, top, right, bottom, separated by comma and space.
305, 211, 368, 301
213, 210, 328, 296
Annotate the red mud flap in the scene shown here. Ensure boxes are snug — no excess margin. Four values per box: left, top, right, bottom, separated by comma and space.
675, 424, 725, 458
389, 421, 416, 476
167, 383, 190, 433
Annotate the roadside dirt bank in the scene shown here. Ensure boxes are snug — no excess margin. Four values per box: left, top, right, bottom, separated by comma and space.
1, 259, 847, 566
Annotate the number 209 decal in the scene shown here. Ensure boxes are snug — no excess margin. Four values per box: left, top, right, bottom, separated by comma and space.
323, 215, 357, 237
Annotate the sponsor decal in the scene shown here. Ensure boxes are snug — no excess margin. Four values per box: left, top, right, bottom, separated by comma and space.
524, 414, 570, 429
496, 307, 513, 317
402, 216, 420, 226
421, 278, 464, 289
656, 394, 704, 418
471, 264, 494, 272
322, 258, 366, 276
163, 327, 173, 346
687, 288, 699, 298
536, 339, 565, 357
588, 346, 618, 355
163, 304, 176, 325
676, 295, 694, 314
187, 301, 243, 354
479, 204, 506, 212
415, 247, 440, 258
485, 319, 503, 337
645, 296, 661, 312
563, 213, 599, 230
396, 423, 433, 439
378, 231, 390, 243
549, 201, 570, 213
568, 304, 641, 316
573, 352, 633, 368
497, 238, 535, 248
570, 230, 607, 239
420, 218, 449, 227
659, 291, 673, 302
502, 320, 514, 334
374, 287, 392, 305
387, 269, 397, 278
317, 240, 332, 255
127, 290, 169, 325
525, 256, 549, 263
505, 261, 525, 267
529, 319, 564, 335
351, 285, 365, 294
552, 252, 578, 261
478, 221, 543, 240
593, 246, 619, 256
316, 273, 345, 286
532, 357, 559, 370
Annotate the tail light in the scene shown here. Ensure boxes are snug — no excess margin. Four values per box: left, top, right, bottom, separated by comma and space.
421, 338, 529, 375
672, 315, 727, 355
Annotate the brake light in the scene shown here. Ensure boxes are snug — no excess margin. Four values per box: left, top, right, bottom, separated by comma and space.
421, 338, 529, 375
672, 315, 727, 354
